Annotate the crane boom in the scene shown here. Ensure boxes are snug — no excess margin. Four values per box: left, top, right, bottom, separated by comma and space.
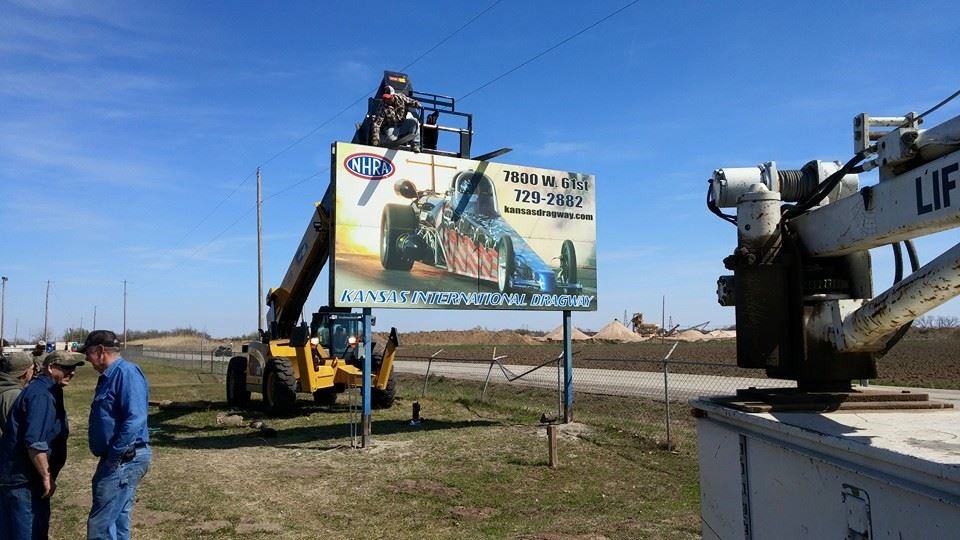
709, 110, 960, 387
266, 185, 333, 339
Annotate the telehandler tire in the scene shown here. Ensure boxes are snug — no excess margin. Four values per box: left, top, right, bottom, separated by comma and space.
226, 356, 250, 407
371, 375, 396, 409
263, 359, 297, 415
313, 388, 338, 406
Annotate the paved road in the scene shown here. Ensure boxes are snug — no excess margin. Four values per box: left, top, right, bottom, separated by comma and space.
133, 350, 960, 405
395, 360, 795, 401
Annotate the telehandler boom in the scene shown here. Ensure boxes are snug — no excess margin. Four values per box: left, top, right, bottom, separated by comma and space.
225, 186, 398, 414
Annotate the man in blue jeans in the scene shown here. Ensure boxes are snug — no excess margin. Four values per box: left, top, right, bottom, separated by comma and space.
81, 330, 151, 540
0, 351, 84, 539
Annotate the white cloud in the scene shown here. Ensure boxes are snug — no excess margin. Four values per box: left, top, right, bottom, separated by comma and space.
0, 121, 167, 190
0, 70, 173, 106
0, 192, 112, 235
336, 60, 377, 83
599, 245, 663, 262
128, 238, 247, 270
7, 0, 150, 32
532, 141, 593, 157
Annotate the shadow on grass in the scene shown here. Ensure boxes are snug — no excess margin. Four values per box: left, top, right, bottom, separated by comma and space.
149, 417, 499, 450
147, 398, 499, 450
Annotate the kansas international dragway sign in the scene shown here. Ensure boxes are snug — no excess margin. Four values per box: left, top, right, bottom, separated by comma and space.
332, 142, 597, 311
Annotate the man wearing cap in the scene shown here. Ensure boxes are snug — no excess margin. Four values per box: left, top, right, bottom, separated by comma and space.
0, 351, 84, 539
0, 352, 37, 438
81, 330, 151, 540
370, 85, 420, 147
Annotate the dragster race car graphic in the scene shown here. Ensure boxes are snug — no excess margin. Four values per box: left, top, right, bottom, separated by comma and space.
379, 169, 583, 294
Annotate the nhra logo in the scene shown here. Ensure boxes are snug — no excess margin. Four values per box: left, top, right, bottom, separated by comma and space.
344, 153, 395, 180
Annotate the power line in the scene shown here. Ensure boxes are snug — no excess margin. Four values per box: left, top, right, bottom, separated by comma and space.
398, 0, 504, 72
916, 86, 960, 122
262, 172, 326, 203
173, 168, 328, 272
170, 0, 634, 274
171, 170, 257, 248
458, 0, 641, 101
256, 1, 505, 172
165, 0, 504, 262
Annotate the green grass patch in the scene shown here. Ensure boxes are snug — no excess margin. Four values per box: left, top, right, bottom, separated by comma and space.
48, 358, 700, 539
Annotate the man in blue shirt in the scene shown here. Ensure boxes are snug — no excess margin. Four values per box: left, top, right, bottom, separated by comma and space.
81, 330, 151, 540
0, 350, 84, 540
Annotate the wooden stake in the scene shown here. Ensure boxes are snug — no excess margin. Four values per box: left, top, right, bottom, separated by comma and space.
547, 424, 558, 468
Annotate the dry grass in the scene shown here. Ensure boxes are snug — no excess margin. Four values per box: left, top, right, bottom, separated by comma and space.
48, 360, 701, 540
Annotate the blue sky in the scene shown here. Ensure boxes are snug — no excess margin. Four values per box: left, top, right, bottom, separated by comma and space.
2, 1, 959, 339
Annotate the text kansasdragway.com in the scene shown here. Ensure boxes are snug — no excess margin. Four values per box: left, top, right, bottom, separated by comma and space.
502, 205, 594, 221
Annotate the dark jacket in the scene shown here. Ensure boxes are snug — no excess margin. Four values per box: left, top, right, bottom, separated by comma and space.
0, 375, 68, 486
0, 371, 23, 439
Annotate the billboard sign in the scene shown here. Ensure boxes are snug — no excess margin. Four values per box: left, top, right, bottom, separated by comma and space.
332, 142, 597, 311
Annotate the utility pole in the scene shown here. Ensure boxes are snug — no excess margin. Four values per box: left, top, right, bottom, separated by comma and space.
661, 295, 666, 345
257, 167, 264, 332
43, 280, 51, 341
122, 280, 128, 345
93, 305, 97, 331
14, 319, 18, 346
1, 276, 7, 347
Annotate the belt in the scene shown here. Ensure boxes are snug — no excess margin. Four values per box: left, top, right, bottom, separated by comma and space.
120, 442, 149, 463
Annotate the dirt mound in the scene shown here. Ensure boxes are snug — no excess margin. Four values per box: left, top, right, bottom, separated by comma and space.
542, 325, 591, 341
669, 329, 708, 342
590, 319, 644, 342
130, 336, 232, 349
377, 329, 539, 346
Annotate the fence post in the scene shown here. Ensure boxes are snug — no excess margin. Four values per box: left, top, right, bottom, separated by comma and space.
421, 349, 443, 397
661, 342, 679, 451
663, 357, 671, 450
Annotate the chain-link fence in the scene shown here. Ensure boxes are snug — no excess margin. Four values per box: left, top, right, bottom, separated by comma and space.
402, 346, 794, 449
125, 344, 794, 449
123, 345, 231, 375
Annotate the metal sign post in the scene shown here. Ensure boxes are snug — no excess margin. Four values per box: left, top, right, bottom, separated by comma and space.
361, 307, 373, 447
562, 309, 574, 423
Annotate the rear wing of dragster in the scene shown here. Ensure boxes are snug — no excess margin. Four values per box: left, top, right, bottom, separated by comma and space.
265, 186, 334, 340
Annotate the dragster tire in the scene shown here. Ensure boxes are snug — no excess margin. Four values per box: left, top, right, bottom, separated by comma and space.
381, 204, 417, 271
559, 239, 578, 285
497, 235, 515, 293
